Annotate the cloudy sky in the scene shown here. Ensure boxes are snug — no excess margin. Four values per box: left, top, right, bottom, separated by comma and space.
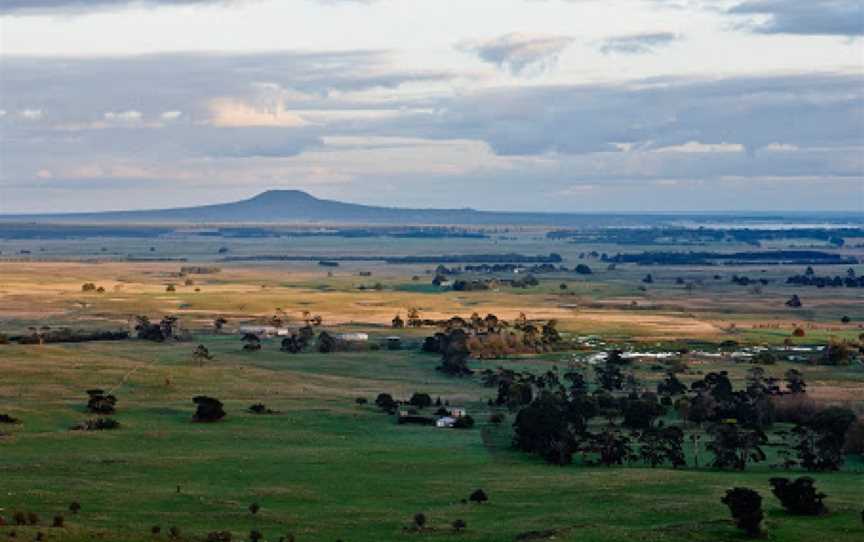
0, 0, 862, 213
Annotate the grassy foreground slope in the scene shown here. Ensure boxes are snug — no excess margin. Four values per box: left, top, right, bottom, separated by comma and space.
1, 338, 862, 542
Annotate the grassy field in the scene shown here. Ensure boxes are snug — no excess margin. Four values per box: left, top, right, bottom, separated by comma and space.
2, 337, 863, 542
1, 245, 863, 541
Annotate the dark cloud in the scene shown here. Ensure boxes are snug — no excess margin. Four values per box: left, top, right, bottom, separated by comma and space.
384, 72, 864, 156
728, 0, 864, 36
456, 33, 574, 75
598, 32, 681, 54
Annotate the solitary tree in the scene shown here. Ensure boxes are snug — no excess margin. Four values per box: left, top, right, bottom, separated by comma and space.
192, 344, 213, 366
721, 487, 764, 538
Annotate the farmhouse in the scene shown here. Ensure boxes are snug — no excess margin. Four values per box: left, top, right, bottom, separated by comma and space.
238, 325, 290, 337
337, 332, 369, 342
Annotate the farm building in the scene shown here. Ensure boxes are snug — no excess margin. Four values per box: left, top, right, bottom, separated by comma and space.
436, 416, 457, 428
238, 326, 290, 337
337, 333, 369, 342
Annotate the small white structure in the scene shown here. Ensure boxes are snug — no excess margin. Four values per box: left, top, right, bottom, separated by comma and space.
337, 332, 369, 342
448, 407, 467, 418
436, 416, 457, 428
239, 326, 290, 337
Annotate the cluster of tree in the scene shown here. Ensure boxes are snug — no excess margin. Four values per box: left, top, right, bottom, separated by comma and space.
608, 250, 857, 266
787, 267, 863, 288
279, 325, 316, 353
134, 315, 187, 342
730, 275, 771, 286
6, 327, 128, 345
423, 314, 565, 366
385, 253, 562, 264
547, 227, 858, 247
722, 476, 832, 538
80, 283, 105, 293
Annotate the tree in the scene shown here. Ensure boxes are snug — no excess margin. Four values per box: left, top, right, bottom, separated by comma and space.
622, 399, 665, 430
786, 294, 802, 308
412, 513, 426, 531
375, 393, 397, 413
594, 363, 624, 391
636, 426, 686, 468
192, 344, 213, 366
769, 477, 827, 515
721, 488, 764, 538
592, 425, 635, 467
657, 372, 687, 397
437, 329, 473, 376
452, 519, 467, 532
391, 314, 405, 328
409, 393, 433, 409
469, 489, 488, 504
241, 333, 261, 351
407, 308, 422, 327
793, 407, 857, 471
213, 316, 227, 333
193, 396, 226, 422
707, 422, 767, 470
317, 331, 338, 353
86, 389, 117, 414
785, 369, 806, 394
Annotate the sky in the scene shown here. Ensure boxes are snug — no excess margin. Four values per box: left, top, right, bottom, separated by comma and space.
0, 0, 862, 213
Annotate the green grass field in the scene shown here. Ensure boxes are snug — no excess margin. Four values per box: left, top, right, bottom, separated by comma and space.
2, 336, 863, 542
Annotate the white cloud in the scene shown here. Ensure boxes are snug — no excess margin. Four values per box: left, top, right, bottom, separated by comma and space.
456, 32, 574, 75
19, 109, 44, 120
104, 110, 143, 122
208, 97, 307, 127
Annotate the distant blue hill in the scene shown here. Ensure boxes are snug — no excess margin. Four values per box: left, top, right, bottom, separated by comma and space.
2, 190, 861, 226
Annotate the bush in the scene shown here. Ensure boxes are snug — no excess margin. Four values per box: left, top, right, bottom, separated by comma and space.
249, 502, 260, 515
151, 525, 161, 535
248, 403, 276, 415
452, 519, 467, 532
355, 397, 368, 405
0, 414, 21, 424
769, 477, 827, 515
68, 502, 80, 515
721, 487, 763, 537
413, 512, 427, 530
193, 396, 226, 422
409, 393, 433, 409
52, 515, 64, 528
26, 512, 38, 525
86, 389, 117, 414
169, 526, 181, 539
249, 530, 263, 542
206, 532, 232, 542
469, 489, 488, 504
71, 418, 120, 431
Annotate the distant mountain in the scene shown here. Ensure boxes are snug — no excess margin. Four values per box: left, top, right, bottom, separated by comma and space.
0, 190, 598, 225
2, 190, 860, 226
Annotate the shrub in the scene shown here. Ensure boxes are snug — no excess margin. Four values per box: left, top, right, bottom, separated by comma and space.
151, 525, 161, 535
413, 512, 427, 530
206, 532, 232, 542
86, 389, 117, 414
0, 414, 21, 425
71, 418, 120, 431
721, 487, 763, 537
355, 397, 368, 405
409, 393, 433, 409
469, 489, 488, 504
249, 530, 263, 542
52, 515, 64, 528
169, 526, 181, 539
68, 502, 81, 515
26, 512, 38, 525
375, 393, 397, 412
248, 403, 276, 415
769, 477, 827, 515
452, 519, 467, 532
249, 502, 260, 515
193, 396, 226, 422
